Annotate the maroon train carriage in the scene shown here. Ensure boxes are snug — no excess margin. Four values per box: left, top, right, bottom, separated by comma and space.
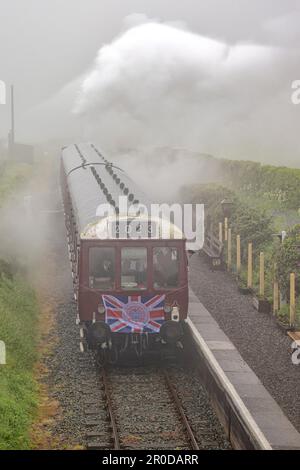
60, 143, 189, 361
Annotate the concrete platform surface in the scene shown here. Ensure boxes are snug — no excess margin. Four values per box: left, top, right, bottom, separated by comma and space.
187, 290, 300, 450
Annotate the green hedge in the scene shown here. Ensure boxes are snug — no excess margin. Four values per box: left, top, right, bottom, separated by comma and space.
181, 183, 274, 257
274, 224, 300, 299
217, 159, 300, 209
182, 155, 300, 209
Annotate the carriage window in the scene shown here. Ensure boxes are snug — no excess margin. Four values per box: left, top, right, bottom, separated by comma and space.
153, 247, 179, 289
89, 247, 115, 290
121, 247, 147, 290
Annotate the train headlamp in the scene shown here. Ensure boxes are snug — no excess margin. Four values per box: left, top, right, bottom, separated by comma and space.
164, 304, 172, 314
98, 304, 106, 314
171, 306, 180, 322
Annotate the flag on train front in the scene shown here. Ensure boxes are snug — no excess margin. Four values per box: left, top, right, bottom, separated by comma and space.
102, 294, 165, 333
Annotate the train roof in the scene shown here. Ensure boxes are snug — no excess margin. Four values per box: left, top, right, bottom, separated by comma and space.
61, 143, 185, 241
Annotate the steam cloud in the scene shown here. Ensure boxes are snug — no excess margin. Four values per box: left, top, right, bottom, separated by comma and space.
74, 14, 300, 166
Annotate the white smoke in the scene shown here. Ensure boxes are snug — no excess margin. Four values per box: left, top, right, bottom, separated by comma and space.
74, 15, 300, 166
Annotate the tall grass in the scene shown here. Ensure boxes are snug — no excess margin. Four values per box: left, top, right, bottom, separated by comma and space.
0, 161, 38, 449
0, 276, 38, 449
0, 163, 32, 207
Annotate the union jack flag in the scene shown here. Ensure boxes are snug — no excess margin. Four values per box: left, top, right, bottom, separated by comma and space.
102, 294, 165, 333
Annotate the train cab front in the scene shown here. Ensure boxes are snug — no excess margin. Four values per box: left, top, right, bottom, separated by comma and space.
77, 240, 188, 362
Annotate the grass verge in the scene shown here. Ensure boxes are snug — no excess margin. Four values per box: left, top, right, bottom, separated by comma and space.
0, 276, 38, 449
0, 163, 32, 207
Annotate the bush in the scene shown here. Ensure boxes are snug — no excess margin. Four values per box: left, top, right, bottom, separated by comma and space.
181, 183, 274, 257
180, 183, 234, 207
181, 155, 300, 210
274, 224, 300, 300
213, 158, 300, 210
0, 260, 14, 280
230, 204, 273, 259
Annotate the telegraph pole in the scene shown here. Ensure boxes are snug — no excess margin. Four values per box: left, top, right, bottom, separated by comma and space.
11, 85, 15, 146
9, 84, 15, 158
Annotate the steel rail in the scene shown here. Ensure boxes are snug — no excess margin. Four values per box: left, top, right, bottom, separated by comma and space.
163, 370, 200, 450
101, 368, 121, 450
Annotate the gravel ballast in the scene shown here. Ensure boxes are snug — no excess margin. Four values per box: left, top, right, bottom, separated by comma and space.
29, 174, 100, 448
189, 253, 300, 433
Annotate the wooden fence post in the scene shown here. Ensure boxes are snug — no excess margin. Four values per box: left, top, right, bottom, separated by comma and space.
236, 235, 241, 276
290, 273, 296, 328
227, 228, 232, 271
219, 222, 223, 243
259, 252, 265, 297
0, 340, 6, 365
273, 263, 279, 315
224, 217, 228, 241
247, 242, 253, 289
273, 281, 279, 315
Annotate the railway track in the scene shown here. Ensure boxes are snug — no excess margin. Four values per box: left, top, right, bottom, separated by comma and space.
31, 170, 229, 450
83, 363, 229, 450
163, 370, 199, 450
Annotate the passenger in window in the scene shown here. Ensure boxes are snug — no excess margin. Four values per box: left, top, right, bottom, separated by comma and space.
89, 248, 115, 289
162, 250, 178, 286
154, 248, 178, 288
136, 259, 147, 286
93, 258, 113, 278
121, 247, 147, 290
103, 259, 114, 277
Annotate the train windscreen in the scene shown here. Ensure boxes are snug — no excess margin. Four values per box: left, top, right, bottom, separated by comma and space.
121, 247, 147, 291
89, 247, 115, 289
153, 247, 179, 289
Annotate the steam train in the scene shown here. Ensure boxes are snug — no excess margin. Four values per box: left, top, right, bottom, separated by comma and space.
60, 143, 189, 362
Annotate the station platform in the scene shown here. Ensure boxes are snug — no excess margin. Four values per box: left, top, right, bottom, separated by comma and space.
187, 289, 300, 450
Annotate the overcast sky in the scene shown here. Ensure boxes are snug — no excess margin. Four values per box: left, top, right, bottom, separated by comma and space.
0, 0, 300, 166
